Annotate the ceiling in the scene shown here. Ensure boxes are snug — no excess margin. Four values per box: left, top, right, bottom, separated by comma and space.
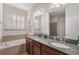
21, 3, 37, 9
5, 3, 66, 15
5, 3, 37, 11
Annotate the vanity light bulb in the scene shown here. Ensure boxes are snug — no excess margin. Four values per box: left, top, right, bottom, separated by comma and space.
33, 13, 36, 16
38, 10, 41, 15
36, 12, 38, 16
55, 3, 61, 7
62, 3, 66, 5
56, 4, 60, 7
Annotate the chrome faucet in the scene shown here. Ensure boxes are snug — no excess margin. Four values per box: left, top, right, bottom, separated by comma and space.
54, 36, 65, 43
60, 37, 66, 43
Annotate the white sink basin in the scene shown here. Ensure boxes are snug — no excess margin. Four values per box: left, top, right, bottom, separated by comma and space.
51, 43, 70, 49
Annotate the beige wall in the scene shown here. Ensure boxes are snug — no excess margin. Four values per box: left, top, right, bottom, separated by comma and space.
41, 11, 49, 35
0, 3, 3, 41
26, 8, 34, 35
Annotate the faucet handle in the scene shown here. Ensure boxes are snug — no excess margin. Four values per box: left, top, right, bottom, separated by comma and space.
53, 36, 57, 40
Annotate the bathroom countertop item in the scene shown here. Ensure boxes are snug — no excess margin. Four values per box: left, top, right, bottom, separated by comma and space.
26, 35, 79, 55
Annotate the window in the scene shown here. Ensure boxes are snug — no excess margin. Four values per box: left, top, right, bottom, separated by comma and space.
21, 16, 25, 29
3, 5, 26, 30
12, 13, 17, 29
17, 15, 21, 29
4, 12, 25, 30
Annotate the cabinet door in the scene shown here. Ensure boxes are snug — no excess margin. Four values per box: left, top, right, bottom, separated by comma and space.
29, 40, 33, 54
42, 50, 50, 55
42, 44, 65, 55
34, 45, 41, 55
26, 38, 33, 54
26, 38, 30, 54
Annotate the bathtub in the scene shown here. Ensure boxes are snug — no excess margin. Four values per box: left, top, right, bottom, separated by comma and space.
0, 39, 26, 55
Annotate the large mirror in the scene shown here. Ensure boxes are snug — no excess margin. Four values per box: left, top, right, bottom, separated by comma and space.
49, 3, 79, 40
49, 4, 65, 38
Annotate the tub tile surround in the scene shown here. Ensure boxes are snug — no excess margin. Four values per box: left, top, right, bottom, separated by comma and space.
2, 34, 26, 42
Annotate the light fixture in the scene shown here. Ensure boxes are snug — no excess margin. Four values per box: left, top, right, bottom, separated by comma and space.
33, 10, 44, 17
55, 3, 61, 7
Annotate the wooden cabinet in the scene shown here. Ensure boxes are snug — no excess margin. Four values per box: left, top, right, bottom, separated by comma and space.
33, 45, 41, 55
26, 37, 33, 55
33, 41, 41, 55
26, 37, 67, 55
42, 50, 50, 55
42, 44, 66, 55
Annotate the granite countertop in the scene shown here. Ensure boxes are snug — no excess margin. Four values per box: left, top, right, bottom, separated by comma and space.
26, 35, 79, 55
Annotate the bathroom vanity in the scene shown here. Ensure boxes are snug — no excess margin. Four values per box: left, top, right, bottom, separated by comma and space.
26, 37, 66, 55
25, 35, 79, 55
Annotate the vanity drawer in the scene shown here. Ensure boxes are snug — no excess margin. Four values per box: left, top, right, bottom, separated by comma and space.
42, 44, 65, 55
33, 41, 41, 48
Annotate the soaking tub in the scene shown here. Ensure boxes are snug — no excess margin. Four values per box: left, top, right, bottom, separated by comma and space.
0, 39, 26, 55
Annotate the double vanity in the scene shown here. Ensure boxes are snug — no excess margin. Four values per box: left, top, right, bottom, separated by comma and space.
25, 35, 79, 55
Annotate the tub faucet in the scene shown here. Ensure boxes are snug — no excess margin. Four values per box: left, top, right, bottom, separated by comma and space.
0, 42, 8, 48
